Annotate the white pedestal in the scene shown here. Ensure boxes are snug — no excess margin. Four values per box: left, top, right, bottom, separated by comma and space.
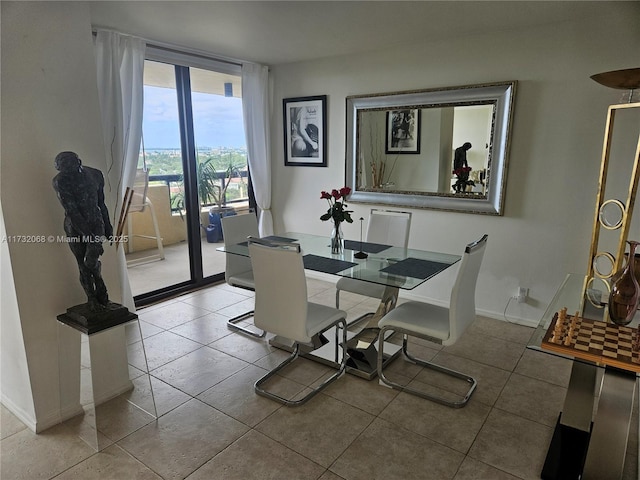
57, 317, 157, 451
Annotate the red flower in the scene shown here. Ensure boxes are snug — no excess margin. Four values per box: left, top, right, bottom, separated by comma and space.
319, 186, 354, 224
453, 166, 472, 176
339, 186, 351, 197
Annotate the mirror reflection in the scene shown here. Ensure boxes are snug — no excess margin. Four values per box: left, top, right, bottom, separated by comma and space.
358, 104, 494, 195
346, 82, 517, 215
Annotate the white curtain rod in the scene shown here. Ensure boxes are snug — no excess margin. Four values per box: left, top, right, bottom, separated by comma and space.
91, 27, 252, 69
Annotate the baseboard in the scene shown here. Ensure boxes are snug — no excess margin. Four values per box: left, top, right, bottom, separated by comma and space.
0, 394, 38, 432
0, 393, 66, 433
2, 378, 135, 434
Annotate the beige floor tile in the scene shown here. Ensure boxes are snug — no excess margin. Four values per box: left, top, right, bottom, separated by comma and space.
623, 452, 638, 480
95, 395, 156, 442
415, 351, 511, 407
313, 288, 360, 309
255, 350, 334, 387
216, 297, 255, 320
209, 330, 274, 363
151, 346, 249, 396
495, 372, 567, 427
381, 353, 424, 380
322, 372, 399, 416
128, 331, 202, 372
396, 339, 440, 361
256, 394, 374, 468
468, 316, 534, 345
197, 364, 304, 427
468, 408, 553, 479
330, 417, 464, 480
136, 295, 182, 313
319, 471, 348, 480
318, 470, 344, 480
514, 348, 572, 387
333, 288, 365, 307
453, 457, 520, 480
379, 389, 491, 454
62, 409, 114, 452
9, 280, 640, 480
406, 334, 445, 350
52, 444, 162, 480
1, 404, 27, 440
118, 399, 248, 480
213, 282, 255, 297
185, 429, 325, 479
305, 277, 336, 297
443, 331, 525, 372
137, 301, 211, 330
344, 306, 377, 324
127, 375, 191, 417
125, 320, 164, 345
0, 423, 95, 479
181, 288, 251, 312
169, 312, 235, 345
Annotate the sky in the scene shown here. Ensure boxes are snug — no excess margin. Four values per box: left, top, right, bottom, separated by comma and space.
142, 85, 247, 149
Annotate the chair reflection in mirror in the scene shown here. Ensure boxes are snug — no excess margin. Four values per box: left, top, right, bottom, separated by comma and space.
376, 234, 488, 408
249, 237, 348, 406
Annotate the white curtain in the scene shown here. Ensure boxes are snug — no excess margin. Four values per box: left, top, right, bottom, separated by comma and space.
94, 30, 146, 310
242, 63, 273, 236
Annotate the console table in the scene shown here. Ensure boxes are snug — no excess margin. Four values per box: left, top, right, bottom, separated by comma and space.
528, 273, 639, 480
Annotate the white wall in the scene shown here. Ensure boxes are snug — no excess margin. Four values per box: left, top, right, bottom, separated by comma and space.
1, 2, 125, 431
270, 4, 640, 326
0, 200, 35, 428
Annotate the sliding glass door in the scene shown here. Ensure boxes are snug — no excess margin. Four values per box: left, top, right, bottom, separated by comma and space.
126, 56, 251, 305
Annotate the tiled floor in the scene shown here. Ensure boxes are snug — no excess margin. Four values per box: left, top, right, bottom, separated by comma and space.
1, 279, 638, 480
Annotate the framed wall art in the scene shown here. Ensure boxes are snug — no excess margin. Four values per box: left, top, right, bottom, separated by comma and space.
385, 108, 421, 154
283, 95, 327, 166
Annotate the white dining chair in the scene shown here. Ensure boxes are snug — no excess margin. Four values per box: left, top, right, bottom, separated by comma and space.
221, 213, 265, 338
335, 209, 411, 321
376, 234, 488, 408
249, 237, 348, 406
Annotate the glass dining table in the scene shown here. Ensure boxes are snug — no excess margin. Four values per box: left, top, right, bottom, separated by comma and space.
218, 232, 461, 379
527, 273, 639, 480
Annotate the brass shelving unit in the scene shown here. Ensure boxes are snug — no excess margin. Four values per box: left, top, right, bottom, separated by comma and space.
585, 68, 640, 308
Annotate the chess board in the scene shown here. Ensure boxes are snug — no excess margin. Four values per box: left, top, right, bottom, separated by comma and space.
541, 311, 640, 373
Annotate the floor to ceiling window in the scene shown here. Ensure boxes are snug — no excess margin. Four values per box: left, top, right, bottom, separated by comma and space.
126, 51, 253, 306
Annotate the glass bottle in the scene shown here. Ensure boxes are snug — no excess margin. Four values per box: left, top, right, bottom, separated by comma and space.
608, 240, 640, 326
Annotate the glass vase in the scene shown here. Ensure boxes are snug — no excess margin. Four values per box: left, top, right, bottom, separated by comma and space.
608, 240, 640, 326
331, 222, 344, 254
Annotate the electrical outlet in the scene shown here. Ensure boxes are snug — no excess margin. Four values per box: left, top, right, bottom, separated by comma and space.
517, 287, 528, 303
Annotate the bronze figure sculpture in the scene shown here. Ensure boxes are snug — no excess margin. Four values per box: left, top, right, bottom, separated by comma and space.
53, 151, 113, 311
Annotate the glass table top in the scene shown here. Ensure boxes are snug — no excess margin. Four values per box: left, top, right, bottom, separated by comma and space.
528, 273, 640, 374
217, 231, 461, 290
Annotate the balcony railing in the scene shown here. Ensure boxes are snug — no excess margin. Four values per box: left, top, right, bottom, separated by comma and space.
150, 171, 249, 213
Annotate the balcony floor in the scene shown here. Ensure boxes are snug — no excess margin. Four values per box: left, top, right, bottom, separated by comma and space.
126, 239, 226, 297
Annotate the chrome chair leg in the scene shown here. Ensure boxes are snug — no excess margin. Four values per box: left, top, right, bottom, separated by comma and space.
227, 310, 266, 338
255, 318, 347, 406
377, 325, 477, 408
